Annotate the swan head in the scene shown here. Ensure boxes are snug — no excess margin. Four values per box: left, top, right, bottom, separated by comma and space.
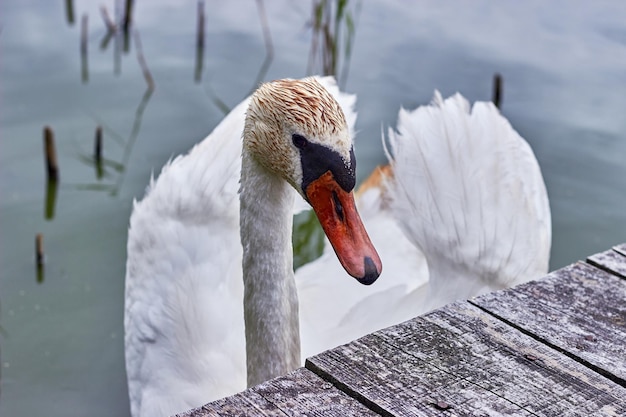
244, 77, 382, 285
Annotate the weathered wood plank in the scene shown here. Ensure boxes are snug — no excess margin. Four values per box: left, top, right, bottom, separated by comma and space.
307, 301, 626, 416
176, 388, 284, 417
472, 261, 626, 386
614, 243, 626, 257
307, 335, 534, 416
587, 247, 626, 279
250, 368, 380, 416
177, 368, 381, 417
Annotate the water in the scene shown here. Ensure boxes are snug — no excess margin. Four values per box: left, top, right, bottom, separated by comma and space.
1, 1, 625, 415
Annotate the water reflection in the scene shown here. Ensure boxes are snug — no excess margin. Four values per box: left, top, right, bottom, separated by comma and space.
122, 0, 135, 53
307, 0, 360, 87
64, 0, 74, 26
99, 6, 117, 50
194, 0, 205, 83
76, 88, 153, 196
94, 2, 133, 76
70, 1, 155, 196
63, 0, 273, 201
35, 234, 45, 284
202, 0, 274, 114
94, 2, 147, 83
44, 179, 58, 220
133, 31, 155, 90
200, 0, 354, 116
80, 14, 88, 83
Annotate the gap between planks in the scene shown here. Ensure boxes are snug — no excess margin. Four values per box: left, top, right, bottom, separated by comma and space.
469, 246, 626, 389
467, 298, 626, 389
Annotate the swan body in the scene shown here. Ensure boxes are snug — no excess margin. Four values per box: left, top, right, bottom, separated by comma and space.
125, 79, 550, 417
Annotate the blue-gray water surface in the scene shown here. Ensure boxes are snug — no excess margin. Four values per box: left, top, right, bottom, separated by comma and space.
1, 1, 625, 416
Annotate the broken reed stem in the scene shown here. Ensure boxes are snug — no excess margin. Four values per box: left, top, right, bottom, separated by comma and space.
43, 126, 59, 182
36, 234, 45, 266
197, 0, 205, 51
81, 13, 89, 83
94, 126, 103, 163
123, 0, 134, 34
492, 73, 503, 109
81, 14, 88, 58
36, 233, 45, 283
194, 0, 205, 82
133, 30, 155, 90
65, 0, 75, 25
100, 5, 117, 33
122, 0, 134, 52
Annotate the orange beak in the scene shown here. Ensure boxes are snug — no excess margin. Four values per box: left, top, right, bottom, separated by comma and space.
305, 171, 382, 285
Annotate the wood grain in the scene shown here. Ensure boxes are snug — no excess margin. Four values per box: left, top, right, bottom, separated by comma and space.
614, 243, 626, 257
587, 246, 626, 279
177, 368, 380, 416
308, 301, 626, 416
472, 261, 626, 386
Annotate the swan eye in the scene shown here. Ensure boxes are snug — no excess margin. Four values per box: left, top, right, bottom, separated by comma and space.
292, 134, 308, 149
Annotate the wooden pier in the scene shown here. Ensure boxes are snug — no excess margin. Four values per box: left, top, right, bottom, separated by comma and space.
177, 244, 626, 416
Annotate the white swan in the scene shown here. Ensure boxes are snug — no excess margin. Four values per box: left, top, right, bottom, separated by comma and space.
125, 78, 551, 417
125, 77, 381, 417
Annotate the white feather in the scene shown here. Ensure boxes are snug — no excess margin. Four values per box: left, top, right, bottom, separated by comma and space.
388, 92, 551, 300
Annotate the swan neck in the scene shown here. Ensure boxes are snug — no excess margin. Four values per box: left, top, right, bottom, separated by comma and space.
239, 149, 300, 387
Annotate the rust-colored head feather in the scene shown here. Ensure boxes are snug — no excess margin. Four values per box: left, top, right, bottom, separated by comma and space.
243, 77, 352, 192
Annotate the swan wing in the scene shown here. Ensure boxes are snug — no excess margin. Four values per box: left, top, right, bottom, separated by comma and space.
124, 98, 250, 417
388, 92, 551, 299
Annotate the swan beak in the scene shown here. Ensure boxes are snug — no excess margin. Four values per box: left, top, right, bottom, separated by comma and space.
305, 171, 382, 285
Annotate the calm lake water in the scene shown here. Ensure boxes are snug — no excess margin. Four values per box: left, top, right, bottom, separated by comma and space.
1, 1, 625, 415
